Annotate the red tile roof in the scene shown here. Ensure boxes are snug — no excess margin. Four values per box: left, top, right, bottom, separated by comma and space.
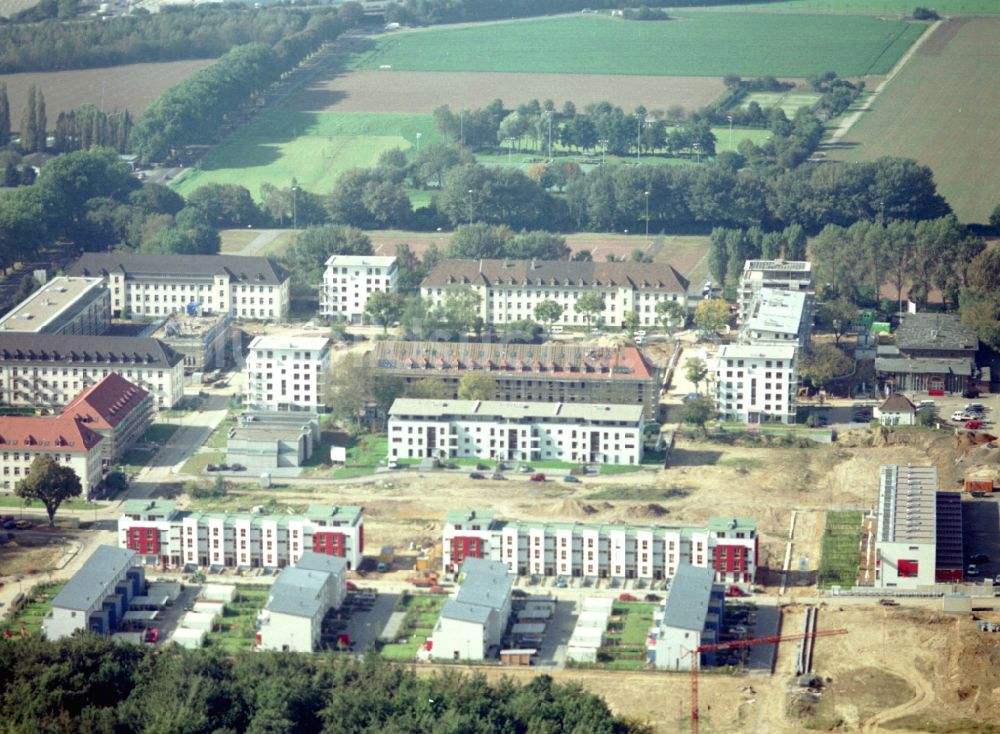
0, 414, 102, 452
61, 373, 150, 430
879, 394, 916, 413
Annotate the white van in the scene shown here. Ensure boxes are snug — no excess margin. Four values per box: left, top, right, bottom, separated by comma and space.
550, 325, 564, 334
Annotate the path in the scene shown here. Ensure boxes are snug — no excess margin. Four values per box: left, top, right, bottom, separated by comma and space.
860, 659, 935, 732
238, 229, 285, 256
824, 19, 943, 149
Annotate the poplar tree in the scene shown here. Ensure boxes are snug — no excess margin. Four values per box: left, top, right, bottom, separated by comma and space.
21, 85, 36, 152
0, 83, 10, 147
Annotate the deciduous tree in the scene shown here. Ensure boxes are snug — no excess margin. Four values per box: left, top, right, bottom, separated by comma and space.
534, 299, 564, 333
16, 455, 83, 526
364, 290, 404, 333
458, 373, 496, 401
693, 299, 729, 335
574, 292, 605, 329
799, 344, 852, 390
684, 357, 708, 393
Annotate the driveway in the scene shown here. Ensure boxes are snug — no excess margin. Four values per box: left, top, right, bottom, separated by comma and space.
342, 592, 397, 655
535, 599, 577, 668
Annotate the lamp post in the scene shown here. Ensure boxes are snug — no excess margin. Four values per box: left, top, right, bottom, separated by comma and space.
504, 137, 515, 166
291, 185, 299, 230
547, 114, 553, 160
415, 132, 422, 153
598, 138, 608, 166
644, 190, 650, 236
467, 189, 474, 225
636, 114, 642, 163
727, 114, 734, 149
693, 142, 701, 164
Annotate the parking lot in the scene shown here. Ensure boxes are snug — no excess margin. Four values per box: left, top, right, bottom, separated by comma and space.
962, 498, 1000, 583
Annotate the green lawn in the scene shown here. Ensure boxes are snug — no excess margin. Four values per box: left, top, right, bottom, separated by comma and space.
120, 448, 155, 474
0, 498, 106, 511
704, 0, 1000, 13
306, 433, 388, 479
204, 586, 268, 652
379, 593, 445, 661
142, 424, 179, 444
352, 13, 925, 77
740, 91, 822, 118
182, 450, 225, 476
817, 511, 863, 589
599, 602, 655, 670
173, 111, 442, 201
2, 583, 64, 636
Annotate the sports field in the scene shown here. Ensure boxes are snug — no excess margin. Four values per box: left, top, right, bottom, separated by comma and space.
740, 91, 822, 117
829, 17, 1000, 224
353, 13, 925, 78
173, 111, 441, 200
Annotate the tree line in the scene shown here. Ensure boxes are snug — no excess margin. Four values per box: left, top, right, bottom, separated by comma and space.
0, 636, 649, 734
0, 4, 354, 74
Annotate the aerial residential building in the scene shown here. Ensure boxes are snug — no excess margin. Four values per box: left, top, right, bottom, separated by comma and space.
714, 344, 797, 425
370, 341, 663, 420
258, 552, 348, 652
0, 333, 185, 408
43, 546, 144, 640
442, 510, 758, 586
874, 464, 963, 588
0, 276, 110, 336
118, 500, 364, 570
61, 373, 154, 468
873, 394, 917, 427
0, 413, 105, 496
420, 259, 689, 329
740, 288, 810, 349
737, 260, 813, 322
67, 252, 290, 321
650, 565, 724, 671
244, 336, 331, 413
875, 312, 983, 395
431, 557, 513, 661
320, 255, 398, 323
149, 312, 231, 373
388, 398, 644, 466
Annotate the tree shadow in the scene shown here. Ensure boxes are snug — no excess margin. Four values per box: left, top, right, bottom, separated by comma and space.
195, 111, 325, 171
668, 448, 723, 467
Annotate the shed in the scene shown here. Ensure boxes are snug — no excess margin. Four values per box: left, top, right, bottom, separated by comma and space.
111, 632, 145, 645
146, 581, 182, 602
576, 610, 610, 628
121, 610, 159, 628
171, 627, 206, 649
874, 394, 916, 426
128, 595, 170, 610
511, 622, 546, 638
180, 611, 216, 631
566, 644, 599, 663
581, 597, 614, 614
193, 601, 224, 617
201, 584, 237, 602
500, 649, 536, 666
569, 625, 604, 648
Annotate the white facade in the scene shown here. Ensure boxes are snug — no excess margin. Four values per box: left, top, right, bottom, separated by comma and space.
420, 259, 689, 329
443, 511, 758, 585
0, 414, 105, 496
740, 288, 810, 349
432, 558, 512, 661
714, 344, 797, 425
118, 500, 363, 570
737, 259, 813, 322
321, 255, 398, 323
875, 465, 938, 589
258, 553, 347, 652
68, 253, 290, 322
651, 565, 723, 671
0, 277, 110, 336
433, 608, 491, 661
388, 399, 644, 466
244, 336, 330, 413
874, 395, 917, 426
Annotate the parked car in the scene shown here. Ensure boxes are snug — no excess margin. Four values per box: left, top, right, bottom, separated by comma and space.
555, 577, 568, 588
878, 599, 899, 607
468, 472, 485, 480
563, 474, 580, 483
963, 388, 981, 399
14, 520, 31, 529
230, 463, 245, 472
952, 411, 972, 422
966, 420, 984, 430
682, 392, 699, 403
643, 593, 662, 602
144, 628, 159, 643
346, 581, 358, 592
490, 472, 506, 481
725, 585, 747, 597
968, 564, 979, 576
530, 473, 546, 482
217, 463, 230, 471
2, 521, 16, 530
0, 515, 13, 523
519, 465, 533, 473
970, 553, 990, 564
618, 593, 637, 602
966, 403, 986, 414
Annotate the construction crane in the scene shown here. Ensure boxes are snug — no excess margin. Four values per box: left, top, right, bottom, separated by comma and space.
687, 627, 848, 734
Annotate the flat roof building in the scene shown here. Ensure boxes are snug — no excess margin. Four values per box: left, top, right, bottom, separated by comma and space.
149, 313, 231, 373
0, 276, 110, 337
714, 344, 797, 425
740, 289, 810, 349
876, 313, 982, 395
737, 260, 812, 322
321, 255, 398, 324
244, 336, 330, 413
226, 413, 320, 470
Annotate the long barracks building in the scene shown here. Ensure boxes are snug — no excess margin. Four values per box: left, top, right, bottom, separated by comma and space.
442, 510, 758, 587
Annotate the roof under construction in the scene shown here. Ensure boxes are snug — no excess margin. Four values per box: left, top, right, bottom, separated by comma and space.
876, 464, 938, 545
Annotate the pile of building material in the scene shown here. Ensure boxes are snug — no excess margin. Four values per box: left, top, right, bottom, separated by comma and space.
566, 597, 612, 663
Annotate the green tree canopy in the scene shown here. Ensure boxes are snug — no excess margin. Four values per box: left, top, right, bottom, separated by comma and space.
407, 377, 449, 400
799, 344, 852, 390
15, 455, 83, 526
364, 291, 404, 333
693, 299, 729, 335
458, 373, 497, 401
574, 292, 605, 329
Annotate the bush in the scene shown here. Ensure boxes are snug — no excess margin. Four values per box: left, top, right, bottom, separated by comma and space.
913, 7, 940, 20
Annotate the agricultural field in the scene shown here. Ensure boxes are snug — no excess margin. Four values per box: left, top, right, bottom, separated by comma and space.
829, 17, 1000, 224
173, 111, 441, 201
297, 70, 725, 115
739, 91, 822, 117
706, 0, 1000, 13
817, 511, 863, 589
352, 13, 925, 78
0, 59, 215, 121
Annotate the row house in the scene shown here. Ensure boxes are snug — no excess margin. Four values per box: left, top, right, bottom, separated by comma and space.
443, 510, 757, 588
118, 500, 363, 570
420, 259, 688, 329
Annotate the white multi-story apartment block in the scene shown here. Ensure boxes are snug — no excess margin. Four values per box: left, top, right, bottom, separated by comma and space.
650, 565, 724, 671
244, 336, 330, 413
258, 552, 347, 652
737, 259, 813, 322
118, 500, 364, 570
0, 334, 185, 408
0, 276, 110, 336
740, 288, 810, 349
388, 398, 644, 466
420, 259, 689, 329
68, 253, 290, 321
443, 510, 758, 587
0, 413, 105, 496
714, 344, 797, 425
320, 255, 398, 324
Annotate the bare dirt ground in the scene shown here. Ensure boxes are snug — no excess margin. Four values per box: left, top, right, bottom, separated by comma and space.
289, 69, 725, 115
0, 0, 38, 16
0, 59, 216, 120
0, 534, 68, 577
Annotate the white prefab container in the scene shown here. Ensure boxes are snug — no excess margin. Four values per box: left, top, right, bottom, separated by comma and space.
201, 584, 237, 603
569, 625, 604, 648
581, 597, 614, 614
112, 632, 144, 645
171, 627, 207, 649
180, 611, 217, 631
576, 610, 609, 628
520, 601, 554, 620
193, 601, 224, 618
566, 645, 599, 663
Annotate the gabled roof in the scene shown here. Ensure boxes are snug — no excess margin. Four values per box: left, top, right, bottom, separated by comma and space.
456, 558, 512, 612
0, 413, 103, 452
52, 546, 136, 611
660, 565, 718, 632
878, 394, 916, 413
896, 313, 978, 353
0, 333, 182, 367
421, 259, 688, 292
61, 373, 150, 430
294, 551, 348, 575
440, 599, 492, 625
67, 253, 288, 286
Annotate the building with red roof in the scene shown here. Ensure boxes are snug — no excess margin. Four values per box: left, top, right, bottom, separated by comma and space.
0, 413, 104, 495
61, 373, 153, 467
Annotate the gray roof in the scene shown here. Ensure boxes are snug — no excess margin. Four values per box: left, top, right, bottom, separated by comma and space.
440, 599, 492, 625
896, 313, 978, 353
68, 252, 288, 286
294, 551, 348, 576
52, 546, 136, 612
421, 259, 688, 292
744, 289, 807, 335
0, 277, 105, 334
877, 464, 937, 544
875, 357, 973, 376
660, 565, 718, 632
456, 558, 513, 612
0, 333, 182, 367
266, 567, 329, 618
389, 398, 643, 424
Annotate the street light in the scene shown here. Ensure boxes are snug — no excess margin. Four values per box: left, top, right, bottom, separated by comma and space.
727, 114, 734, 149
415, 132, 422, 153
598, 138, 608, 166
644, 190, 650, 236
636, 114, 643, 163
467, 189, 474, 225
693, 142, 702, 164
504, 136, 515, 166
291, 185, 299, 230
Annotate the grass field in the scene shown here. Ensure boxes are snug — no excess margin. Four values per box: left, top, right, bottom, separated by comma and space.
740, 91, 822, 117
204, 586, 268, 652
599, 602, 656, 671
829, 17, 1000, 224
706, 0, 1000, 13
817, 511, 863, 589
0, 497, 106, 510
2, 583, 64, 636
174, 111, 442, 201
353, 13, 924, 78
379, 593, 444, 660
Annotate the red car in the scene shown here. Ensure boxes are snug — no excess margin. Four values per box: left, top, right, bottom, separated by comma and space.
144, 628, 159, 643
618, 593, 638, 602
965, 420, 984, 430
530, 473, 546, 482
346, 581, 358, 592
